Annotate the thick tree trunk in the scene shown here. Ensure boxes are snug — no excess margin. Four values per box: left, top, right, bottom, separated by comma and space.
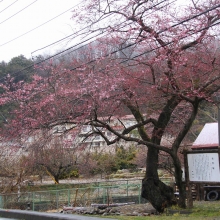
54, 175, 59, 184
141, 147, 175, 213
173, 156, 186, 208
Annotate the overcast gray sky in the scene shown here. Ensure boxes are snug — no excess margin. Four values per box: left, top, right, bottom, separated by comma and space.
0, 0, 81, 62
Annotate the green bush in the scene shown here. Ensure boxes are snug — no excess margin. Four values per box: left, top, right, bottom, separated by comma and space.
59, 169, 79, 179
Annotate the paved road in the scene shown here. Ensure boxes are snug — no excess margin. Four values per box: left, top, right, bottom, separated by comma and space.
0, 209, 118, 220
0, 218, 18, 220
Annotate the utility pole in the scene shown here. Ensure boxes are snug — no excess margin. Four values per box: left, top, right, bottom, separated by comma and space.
218, 101, 220, 148
216, 95, 220, 148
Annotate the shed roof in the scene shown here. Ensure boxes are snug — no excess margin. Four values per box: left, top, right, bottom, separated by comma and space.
192, 123, 219, 149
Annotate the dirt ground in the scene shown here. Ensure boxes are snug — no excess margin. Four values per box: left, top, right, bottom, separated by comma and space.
114, 203, 156, 216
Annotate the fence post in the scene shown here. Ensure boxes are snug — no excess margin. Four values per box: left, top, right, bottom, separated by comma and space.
126, 180, 129, 197
32, 192, 35, 211
56, 190, 59, 210
138, 184, 141, 204
68, 189, 70, 206
103, 187, 106, 204
73, 189, 78, 207
0, 195, 4, 208
4, 195, 7, 209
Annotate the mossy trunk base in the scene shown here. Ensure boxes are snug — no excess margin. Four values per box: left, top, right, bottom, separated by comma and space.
141, 177, 175, 213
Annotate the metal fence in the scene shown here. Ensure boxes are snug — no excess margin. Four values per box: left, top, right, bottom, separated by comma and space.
0, 177, 173, 212
0, 182, 144, 211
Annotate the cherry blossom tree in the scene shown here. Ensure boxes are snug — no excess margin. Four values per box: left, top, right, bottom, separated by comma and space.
25, 134, 78, 184
0, 0, 220, 212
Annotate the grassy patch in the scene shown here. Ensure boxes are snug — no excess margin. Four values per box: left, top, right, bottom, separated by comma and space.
104, 201, 220, 220
26, 182, 91, 192
190, 201, 220, 217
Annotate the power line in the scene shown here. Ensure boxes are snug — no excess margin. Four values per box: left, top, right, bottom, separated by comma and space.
31, 13, 112, 57
23, 1, 219, 58
0, 1, 218, 82
123, 20, 220, 64
0, 0, 115, 57
31, 0, 168, 55
47, 0, 220, 65
0, 0, 169, 81
57, 0, 171, 60
65, 20, 220, 89
162, 2, 220, 32
0, 0, 84, 48
0, 0, 18, 14
1, 1, 211, 77
3, 21, 219, 126
0, 0, 169, 66
68, 3, 220, 71
32, 0, 170, 62
0, 0, 38, 25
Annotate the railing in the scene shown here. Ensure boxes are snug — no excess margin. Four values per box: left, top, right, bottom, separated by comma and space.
0, 183, 144, 211
0, 177, 173, 212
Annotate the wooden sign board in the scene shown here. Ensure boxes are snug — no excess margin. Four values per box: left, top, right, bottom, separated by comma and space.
187, 153, 220, 182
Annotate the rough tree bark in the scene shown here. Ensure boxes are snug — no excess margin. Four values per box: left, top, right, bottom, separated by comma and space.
172, 155, 186, 208
142, 147, 174, 213
127, 98, 178, 212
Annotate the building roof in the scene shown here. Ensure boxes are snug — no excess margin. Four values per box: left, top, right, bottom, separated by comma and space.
192, 123, 219, 149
